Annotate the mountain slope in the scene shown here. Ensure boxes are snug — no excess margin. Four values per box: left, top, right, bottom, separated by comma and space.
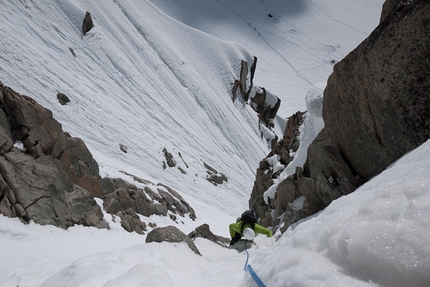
4, 1, 428, 287
151, 0, 384, 116
0, 0, 272, 223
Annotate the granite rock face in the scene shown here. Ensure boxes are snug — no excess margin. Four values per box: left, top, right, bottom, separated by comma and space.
0, 82, 106, 229
323, 0, 430, 182
250, 0, 430, 232
0, 82, 196, 233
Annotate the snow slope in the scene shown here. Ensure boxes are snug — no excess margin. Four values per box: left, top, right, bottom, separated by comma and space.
2, 139, 429, 287
0, 0, 270, 226
2, 1, 427, 287
150, 0, 384, 116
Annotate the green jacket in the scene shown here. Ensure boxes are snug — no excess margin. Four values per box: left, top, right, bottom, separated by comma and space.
229, 221, 272, 238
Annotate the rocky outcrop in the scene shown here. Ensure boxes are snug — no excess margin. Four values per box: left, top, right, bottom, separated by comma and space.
249, 112, 305, 227
324, 0, 430, 182
250, 0, 430, 232
232, 57, 281, 130
146, 224, 230, 255
82, 12, 93, 36
248, 159, 276, 227
188, 223, 230, 247
380, 0, 402, 23
146, 225, 202, 255
0, 82, 196, 233
0, 81, 106, 229
161, 148, 187, 175
270, 111, 305, 166
162, 148, 176, 168
294, 128, 362, 216
56, 92, 70, 105
101, 176, 196, 234
162, 148, 228, 185
203, 161, 228, 186
249, 87, 281, 129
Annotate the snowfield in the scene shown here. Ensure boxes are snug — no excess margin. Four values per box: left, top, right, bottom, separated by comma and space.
2, 0, 429, 287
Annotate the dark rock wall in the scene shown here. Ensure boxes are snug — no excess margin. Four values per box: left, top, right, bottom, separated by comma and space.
324, 0, 430, 182
250, 0, 430, 232
0, 82, 106, 228
249, 112, 305, 227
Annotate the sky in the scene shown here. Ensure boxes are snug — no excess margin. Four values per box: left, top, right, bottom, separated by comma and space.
1, 0, 429, 286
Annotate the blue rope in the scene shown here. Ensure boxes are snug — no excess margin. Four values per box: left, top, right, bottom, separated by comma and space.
244, 241, 250, 270
246, 265, 266, 287
243, 240, 266, 287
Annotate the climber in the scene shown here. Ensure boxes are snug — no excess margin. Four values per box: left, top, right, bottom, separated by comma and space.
229, 210, 272, 246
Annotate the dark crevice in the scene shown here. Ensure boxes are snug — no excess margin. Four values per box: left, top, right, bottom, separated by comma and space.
23, 194, 50, 210
0, 189, 5, 202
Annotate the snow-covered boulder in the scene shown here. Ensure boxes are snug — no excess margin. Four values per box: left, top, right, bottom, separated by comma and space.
188, 223, 230, 247
146, 225, 201, 255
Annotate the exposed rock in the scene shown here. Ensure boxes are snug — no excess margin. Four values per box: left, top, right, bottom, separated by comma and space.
104, 185, 162, 219
100, 176, 134, 195
65, 184, 106, 228
101, 163, 195, 233
82, 12, 93, 36
118, 208, 147, 235
206, 172, 228, 186
240, 60, 248, 97
69, 47, 76, 58
250, 56, 257, 86
250, 0, 430, 232
300, 128, 362, 212
101, 177, 196, 231
203, 161, 228, 186
249, 112, 304, 227
0, 83, 196, 234
178, 152, 189, 168
273, 174, 300, 223
278, 203, 308, 234
0, 84, 107, 229
249, 87, 281, 128
380, 0, 403, 23
146, 226, 201, 255
4, 89, 63, 158
157, 183, 196, 220
118, 171, 155, 186
178, 166, 186, 174
63, 135, 105, 198
57, 93, 70, 105
162, 147, 176, 167
100, 173, 197, 235
249, 160, 275, 227
188, 223, 230, 247
119, 144, 127, 153
203, 161, 217, 174
0, 148, 107, 228
0, 127, 13, 156
324, 0, 430, 182
271, 111, 305, 165
232, 58, 281, 128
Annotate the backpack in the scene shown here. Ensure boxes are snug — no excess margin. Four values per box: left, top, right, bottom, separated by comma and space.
240, 210, 258, 233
